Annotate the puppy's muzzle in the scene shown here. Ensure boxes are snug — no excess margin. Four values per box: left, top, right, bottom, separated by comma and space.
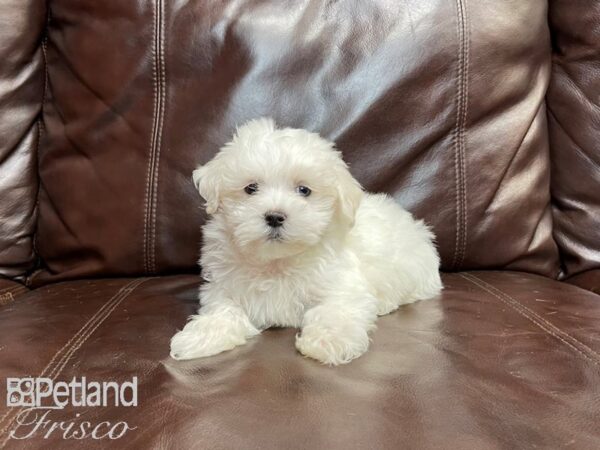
265, 211, 286, 228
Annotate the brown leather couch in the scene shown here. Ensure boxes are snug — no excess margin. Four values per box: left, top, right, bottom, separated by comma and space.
1, 1, 599, 448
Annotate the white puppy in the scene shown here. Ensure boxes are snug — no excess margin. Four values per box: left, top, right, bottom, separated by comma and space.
170, 118, 442, 365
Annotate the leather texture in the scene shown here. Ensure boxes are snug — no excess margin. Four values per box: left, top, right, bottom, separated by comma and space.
31, 0, 561, 284
1, 1, 600, 448
548, 0, 600, 281
0, 272, 599, 449
0, 279, 28, 307
0, 0, 46, 279
566, 270, 600, 295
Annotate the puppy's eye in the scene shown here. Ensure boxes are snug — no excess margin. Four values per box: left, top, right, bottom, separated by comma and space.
244, 183, 258, 195
296, 185, 311, 197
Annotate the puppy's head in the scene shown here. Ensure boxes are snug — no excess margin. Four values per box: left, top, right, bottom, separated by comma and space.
193, 117, 363, 261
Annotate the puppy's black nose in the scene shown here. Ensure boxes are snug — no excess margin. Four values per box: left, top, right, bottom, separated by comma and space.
265, 212, 286, 228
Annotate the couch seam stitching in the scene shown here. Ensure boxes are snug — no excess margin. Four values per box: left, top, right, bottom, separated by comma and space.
451, 0, 461, 270
143, 1, 156, 274
458, 0, 469, 269
150, 0, 166, 274
468, 273, 600, 361
143, 0, 160, 274
0, 278, 148, 443
451, 0, 469, 270
460, 273, 600, 366
45, 279, 149, 379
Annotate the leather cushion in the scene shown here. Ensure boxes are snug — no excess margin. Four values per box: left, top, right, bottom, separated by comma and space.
32, 0, 560, 284
0, 272, 598, 448
548, 0, 600, 280
0, 0, 46, 279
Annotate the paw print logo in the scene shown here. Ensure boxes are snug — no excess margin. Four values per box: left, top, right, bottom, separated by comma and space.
6, 378, 35, 407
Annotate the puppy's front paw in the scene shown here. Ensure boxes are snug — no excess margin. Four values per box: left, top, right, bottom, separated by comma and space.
295, 324, 370, 365
170, 314, 259, 361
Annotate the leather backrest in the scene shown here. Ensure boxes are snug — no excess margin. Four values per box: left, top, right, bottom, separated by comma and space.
548, 0, 600, 280
0, 0, 46, 280
30, 0, 560, 285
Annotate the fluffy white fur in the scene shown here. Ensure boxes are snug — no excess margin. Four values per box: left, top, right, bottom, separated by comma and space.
170, 118, 442, 365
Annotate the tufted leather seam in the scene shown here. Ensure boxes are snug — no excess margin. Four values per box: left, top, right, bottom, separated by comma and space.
143, 0, 166, 275
461, 273, 600, 367
0, 278, 148, 445
452, 0, 469, 270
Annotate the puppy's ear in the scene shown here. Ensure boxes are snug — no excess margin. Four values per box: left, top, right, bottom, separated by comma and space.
192, 163, 221, 215
333, 158, 363, 227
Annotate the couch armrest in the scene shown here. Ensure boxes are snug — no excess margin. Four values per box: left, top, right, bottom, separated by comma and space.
0, 278, 29, 306
565, 270, 600, 295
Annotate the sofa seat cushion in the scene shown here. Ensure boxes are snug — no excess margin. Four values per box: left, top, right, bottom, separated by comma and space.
0, 272, 598, 449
